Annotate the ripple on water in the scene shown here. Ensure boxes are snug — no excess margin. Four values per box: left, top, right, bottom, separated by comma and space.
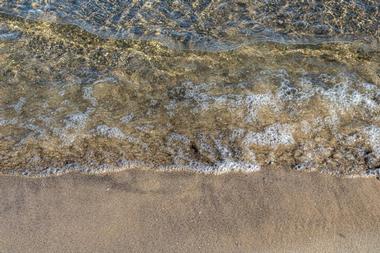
0, 0, 378, 50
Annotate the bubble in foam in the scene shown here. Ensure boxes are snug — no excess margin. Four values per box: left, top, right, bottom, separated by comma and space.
120, 113, 134, 124
95, 125, 126, 140
10, 97, 26, 113
230, 128, 246, 141
52, 128, 79, 145
82, 86, 97, 107
167, 133, 190, 144
214, 161, 260, 173
0, 118, 17, 126
213, 138, 232, 160
164, 100, 177, 117
364, 126, 380, 156
365, 168, 380, 177
322, 84, 378, 113
162, 160, 260, 174
245, 93, 279, 122
24, 123, 47, 138
244, 123, 294, 147
135, 124, 154, 133
361, 82, 377, 91
64, 112, 89, 129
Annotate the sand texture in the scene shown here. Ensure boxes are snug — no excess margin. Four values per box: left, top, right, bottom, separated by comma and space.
1, 169, 380, 253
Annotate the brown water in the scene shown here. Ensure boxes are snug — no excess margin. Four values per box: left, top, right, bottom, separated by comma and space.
0, 1, 379, 177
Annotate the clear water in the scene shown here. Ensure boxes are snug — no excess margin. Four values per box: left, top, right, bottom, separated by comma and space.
0, 1, 379, 177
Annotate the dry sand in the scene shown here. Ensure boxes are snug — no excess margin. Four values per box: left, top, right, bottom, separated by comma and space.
1, 169, 380, 253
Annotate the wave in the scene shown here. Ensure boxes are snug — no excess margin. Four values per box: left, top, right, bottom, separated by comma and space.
0, 0, 378, 51
2, 70, 380, 177
0, 1, 379, 177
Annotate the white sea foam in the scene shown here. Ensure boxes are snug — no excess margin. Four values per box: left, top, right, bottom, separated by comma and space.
51, 109, 93, 145
364, 126, 380, 156
95, 125, 126, 139
82, 86, 97, 106
135, 124, 154, 133
12, 159, 261, 177
322, 84, 378, 113
243, 123, 294, 147
167, 133, 190, 144
160, 160, 260, 174
0, 118, 17, 126
120, 113, 134, 124
213, 161, 260, 173
164, 100, 177, 117
166, 82, 281, 122
245, 93, 280, 122
365, 168, 380, 177
64, 112, 89, 129
230, 128, 246, 141
213, 138, 232, 159
10, 97, 26, 113
3, 73, 380, 177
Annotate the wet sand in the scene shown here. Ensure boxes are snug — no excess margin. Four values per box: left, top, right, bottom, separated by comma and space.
1, 169, 380, 253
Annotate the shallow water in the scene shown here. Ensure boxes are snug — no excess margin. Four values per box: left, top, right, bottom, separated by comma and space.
0, 1, 379, 177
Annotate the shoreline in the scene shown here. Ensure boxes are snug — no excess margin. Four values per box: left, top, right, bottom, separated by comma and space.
1, 163, 379, 179
1, 168, 380, 252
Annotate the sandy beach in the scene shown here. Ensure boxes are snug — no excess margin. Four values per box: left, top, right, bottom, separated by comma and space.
1, 1, 380, 252
1, 169, 379, 253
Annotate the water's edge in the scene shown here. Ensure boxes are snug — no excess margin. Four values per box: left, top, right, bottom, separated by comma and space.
1, 1, 379, 178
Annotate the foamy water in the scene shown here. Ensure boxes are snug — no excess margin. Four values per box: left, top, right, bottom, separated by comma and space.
0, 1, 379, 177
